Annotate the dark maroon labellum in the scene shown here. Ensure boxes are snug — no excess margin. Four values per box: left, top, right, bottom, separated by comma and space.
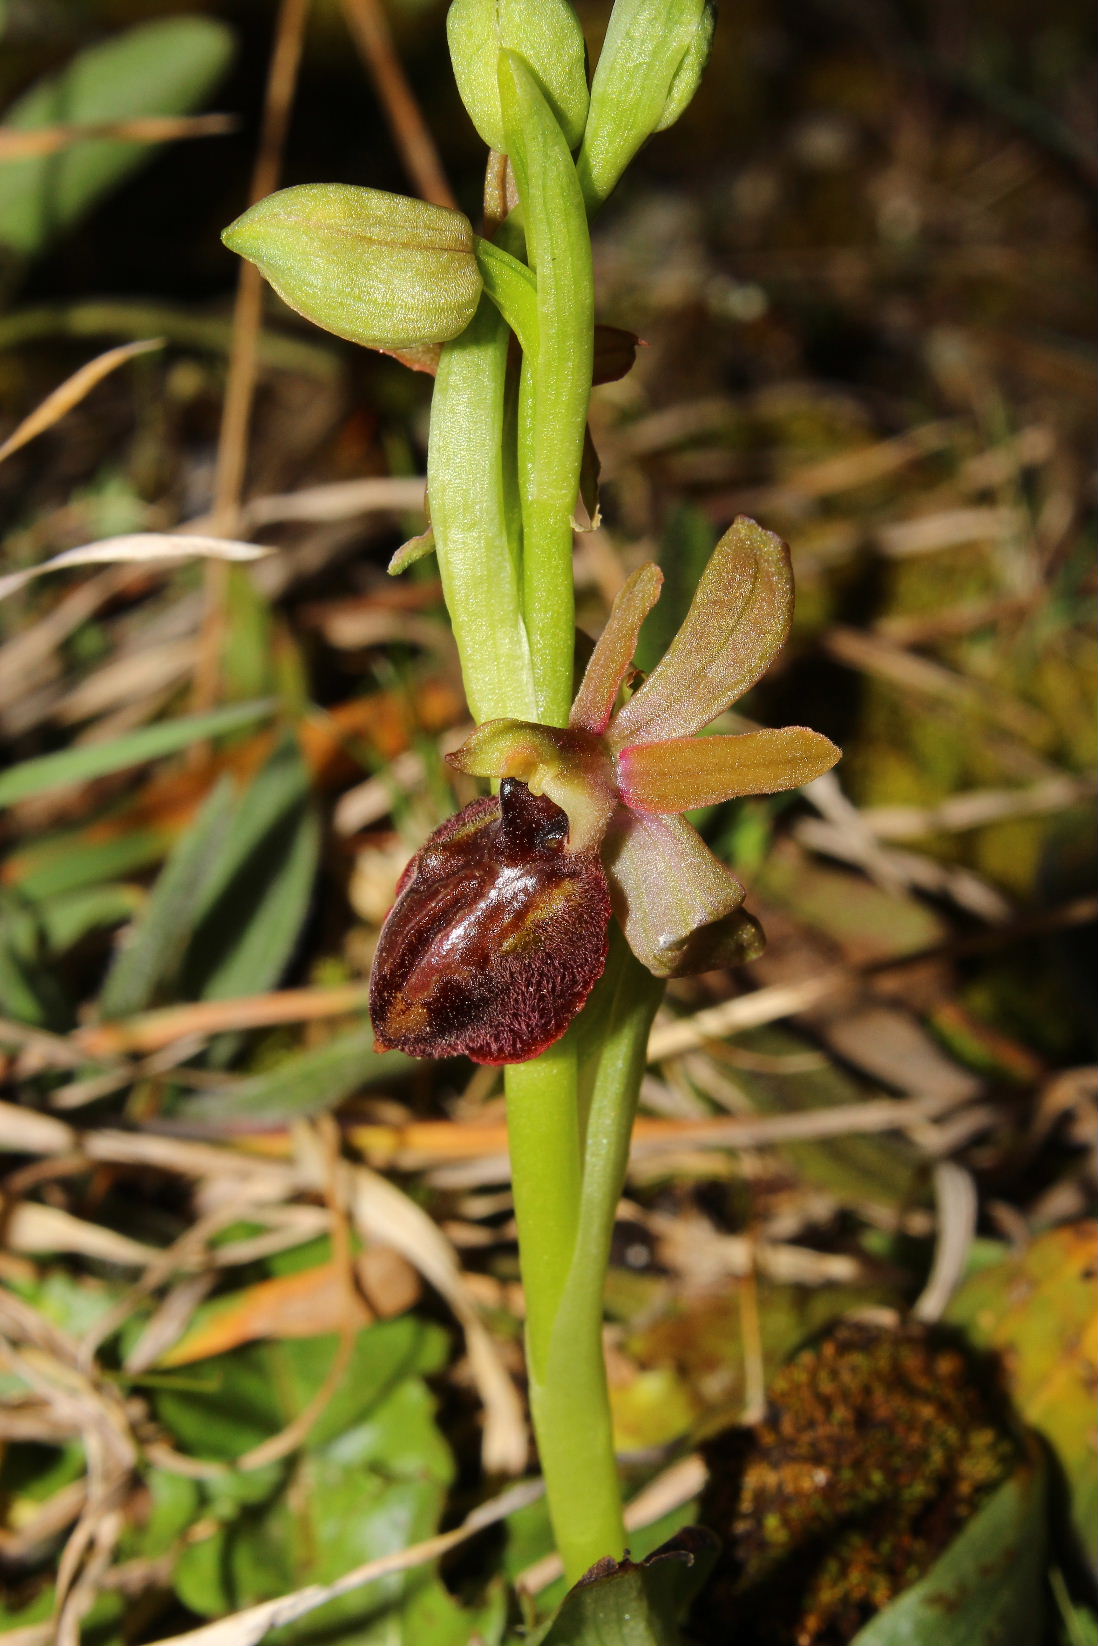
369, 779, 611, 1064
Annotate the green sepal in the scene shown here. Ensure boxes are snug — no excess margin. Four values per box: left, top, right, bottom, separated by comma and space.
222, 183, 482, 352
447, 0, 589, 154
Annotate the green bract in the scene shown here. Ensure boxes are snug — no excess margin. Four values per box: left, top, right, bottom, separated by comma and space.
446, 0, 589, 154
222, 183, 482, 351
577, 0, 715, 211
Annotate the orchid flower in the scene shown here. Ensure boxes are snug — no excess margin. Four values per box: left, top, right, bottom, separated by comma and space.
370, 517, 839, 1063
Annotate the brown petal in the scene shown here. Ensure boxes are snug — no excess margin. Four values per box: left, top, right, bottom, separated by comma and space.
569, 562, 664, 735
618, 726, 841, 813
603, 810, 763, 978
608, 516, 793, 748
370, 781, 610, 1064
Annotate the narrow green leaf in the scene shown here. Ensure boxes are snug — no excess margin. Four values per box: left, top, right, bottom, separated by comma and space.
499, 49, 593, 725
176, 1024, 413, 1124
99, 778, 236, 1020
11, 828, 172, 903
0, 882, 140, 956
180, 733, 318, 1003
428, 297, 537, 723
474, 235, 539, 356
0, 700, 274, 806
0, 924, 58, 1026
0, 17, 234, 259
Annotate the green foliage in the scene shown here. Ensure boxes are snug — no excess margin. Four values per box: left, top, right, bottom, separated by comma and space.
11, 827, 173, 903
98, 777, 236, 1019
0, 885, 69, 1023
947, 1223, 1098, 1556
179, 732, 319, 1004
0, 16, 234, 259
0, 699, 274, 806
176, 1022, 412, 1124
498, 47, 593, 723
474, 235, 539, 354
522, 1530, 718, 1646
73, 733, 320, 1035
155, 1318, 507, 1645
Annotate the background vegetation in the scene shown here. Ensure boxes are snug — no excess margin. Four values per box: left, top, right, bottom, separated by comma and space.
0, 1, 1094, 1642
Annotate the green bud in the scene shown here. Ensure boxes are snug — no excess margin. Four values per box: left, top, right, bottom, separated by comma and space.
446, 0, 589, 154
577, 0, 714, 212
222, 183, 482, 351
656, 1, 716, 131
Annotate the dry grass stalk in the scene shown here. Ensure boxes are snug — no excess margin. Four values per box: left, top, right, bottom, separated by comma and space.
0, 114, 235, 161
339, 0, 456, 209
0, 339, 162, 466
194, 0, 312, 710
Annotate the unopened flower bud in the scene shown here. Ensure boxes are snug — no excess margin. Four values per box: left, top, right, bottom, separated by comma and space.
577, 0, 715, 211
446, 0, 589, 154
222, 183, 482, 351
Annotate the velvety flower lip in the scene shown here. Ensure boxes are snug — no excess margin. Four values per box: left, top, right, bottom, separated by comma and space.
446, 515, 841, 978
370, 779, 610, 1064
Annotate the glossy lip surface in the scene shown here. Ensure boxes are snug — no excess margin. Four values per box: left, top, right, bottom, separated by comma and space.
369, 779, 611, 1064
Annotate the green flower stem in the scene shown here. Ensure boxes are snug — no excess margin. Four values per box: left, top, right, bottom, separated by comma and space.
428, 294, 536, 725
499, 50, 594, 727
504, 1041, 582, 1376
523, 934, 665, 1585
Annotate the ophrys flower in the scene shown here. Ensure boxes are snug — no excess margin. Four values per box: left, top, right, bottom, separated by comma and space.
370, 516, 839, 1060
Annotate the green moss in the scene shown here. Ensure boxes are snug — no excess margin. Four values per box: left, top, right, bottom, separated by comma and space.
694, 1322, 1017, 1646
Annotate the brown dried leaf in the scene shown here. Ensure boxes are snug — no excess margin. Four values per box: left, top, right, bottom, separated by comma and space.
159, 1249, 420, 1367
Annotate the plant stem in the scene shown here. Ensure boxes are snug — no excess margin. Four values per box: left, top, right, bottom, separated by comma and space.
507, 937, 664, 1585
504, 1041, 582, 1375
